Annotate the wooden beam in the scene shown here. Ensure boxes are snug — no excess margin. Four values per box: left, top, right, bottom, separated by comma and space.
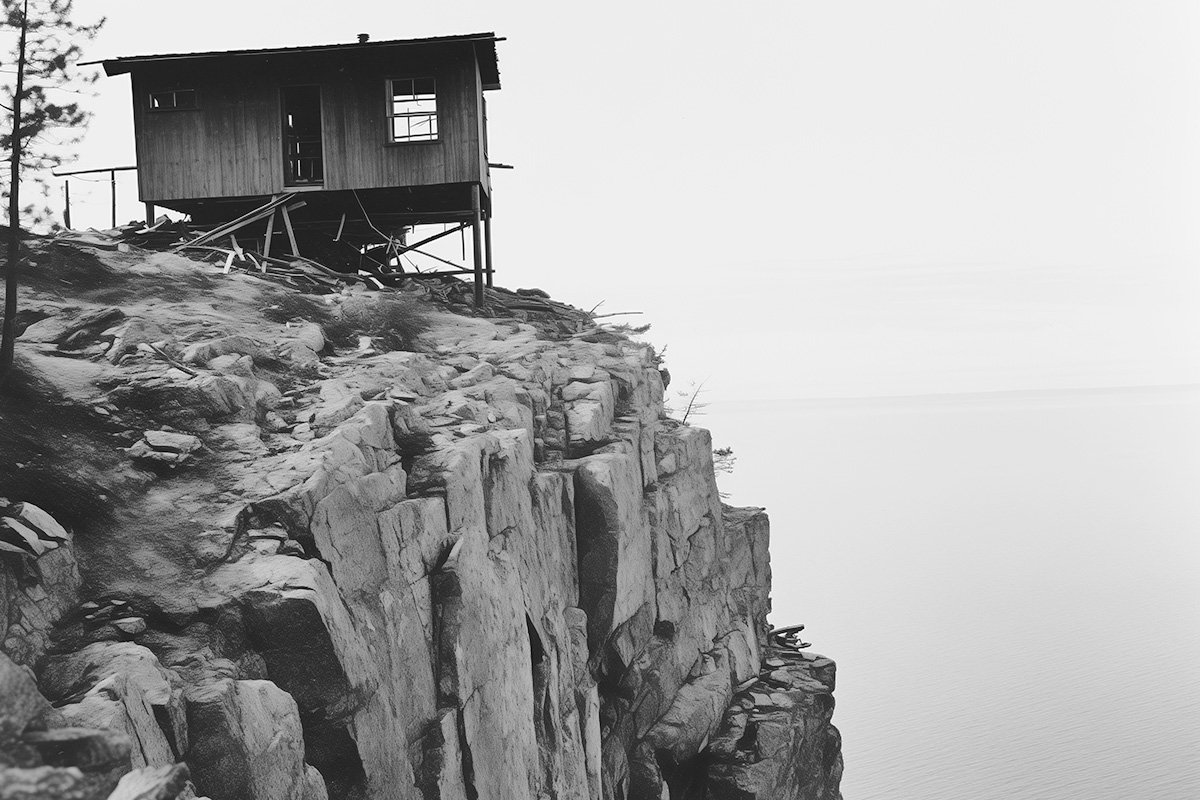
483, 211, 494, 288
280, 202, 300, 256
470, 184, 484, 307
394, 222, 469, 255
173, 194, 297, 250
403, 269, 475, 276
262, 202, 276, 258
144, 202, 154, 226
63, 180, 70, 230
405, 246, 471, 273
52, 165, 136, 177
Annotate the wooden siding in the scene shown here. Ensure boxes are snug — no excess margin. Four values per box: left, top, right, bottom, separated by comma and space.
474, 56, 490, 201
133, 70, 282, 201
131, 44, 488, 206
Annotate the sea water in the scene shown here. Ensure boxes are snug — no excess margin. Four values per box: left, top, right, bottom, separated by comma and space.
708, 386, 1200, 800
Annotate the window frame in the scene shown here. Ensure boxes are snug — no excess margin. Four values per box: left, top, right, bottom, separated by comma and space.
281, 83, 326, 187
148, 89, 198, 112
385, 77, 439, 145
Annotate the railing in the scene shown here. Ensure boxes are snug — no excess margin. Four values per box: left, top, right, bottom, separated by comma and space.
50, 165, 137, 229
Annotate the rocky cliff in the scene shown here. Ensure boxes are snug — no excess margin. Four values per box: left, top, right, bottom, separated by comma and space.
0, 235, 842, 800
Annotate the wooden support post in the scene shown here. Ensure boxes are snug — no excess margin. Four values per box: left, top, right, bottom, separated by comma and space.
483, 209, 494, 288
263, 205, 276, 258
109, 169, 117, 228
63, 180, 71, 230
144, 202, 154, 226
470, 184, 484, 307
280, 203, 300, 256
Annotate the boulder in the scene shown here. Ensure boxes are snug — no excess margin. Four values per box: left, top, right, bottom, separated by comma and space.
40, 642, 186, 767
703, 650, 842, 800
0, 765, 92, 800
0, 651, 55, 756
180, 336, 264, 366
571, 451, 653, 652
106, 763, 191, 800
183, 679, 313, 800
127, 432, 203, 468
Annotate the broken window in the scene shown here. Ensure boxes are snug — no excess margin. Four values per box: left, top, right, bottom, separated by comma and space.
148, 89, 197, 111
388, 77, 438, 142
282, 85, 324, 185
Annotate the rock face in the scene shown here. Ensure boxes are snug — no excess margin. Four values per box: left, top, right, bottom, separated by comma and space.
0, 241, 841, 800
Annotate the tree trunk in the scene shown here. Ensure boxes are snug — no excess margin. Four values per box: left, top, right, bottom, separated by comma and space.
0, 0, 29, 380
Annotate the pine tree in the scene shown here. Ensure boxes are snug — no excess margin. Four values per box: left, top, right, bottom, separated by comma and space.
0, 0, 102, 380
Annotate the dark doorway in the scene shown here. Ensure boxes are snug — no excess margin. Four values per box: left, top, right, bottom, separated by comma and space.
282, 85, 324, 185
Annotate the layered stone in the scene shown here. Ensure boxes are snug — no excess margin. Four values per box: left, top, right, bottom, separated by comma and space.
0, 266, 840, 800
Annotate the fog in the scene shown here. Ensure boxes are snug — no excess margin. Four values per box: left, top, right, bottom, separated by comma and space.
45, 2, 1200, 796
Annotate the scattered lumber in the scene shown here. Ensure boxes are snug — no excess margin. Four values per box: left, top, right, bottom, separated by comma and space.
173, 194, 303, 251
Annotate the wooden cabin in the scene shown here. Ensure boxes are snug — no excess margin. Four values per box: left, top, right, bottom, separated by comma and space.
99, 33, 502, 300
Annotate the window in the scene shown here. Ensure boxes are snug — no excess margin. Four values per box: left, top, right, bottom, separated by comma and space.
282, 85, 324, 185
149, 89, 197, 111
388, 78, 437, 142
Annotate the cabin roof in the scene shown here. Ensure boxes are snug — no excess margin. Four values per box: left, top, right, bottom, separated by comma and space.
93, 32, 502, 89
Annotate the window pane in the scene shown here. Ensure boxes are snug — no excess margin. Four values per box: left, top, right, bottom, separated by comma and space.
388, 78, 438, 141
391, 78, 414, 99
150, 90, 197, 111
408, 97, 436, 114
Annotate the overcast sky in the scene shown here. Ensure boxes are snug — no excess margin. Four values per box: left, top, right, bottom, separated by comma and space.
49, 7, 1200, 797
57, 1, 1200, 401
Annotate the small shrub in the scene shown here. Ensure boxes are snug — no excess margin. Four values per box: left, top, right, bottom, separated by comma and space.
261, 292, 335, 325
713, 446, 736, 474
325, 294, 430, 352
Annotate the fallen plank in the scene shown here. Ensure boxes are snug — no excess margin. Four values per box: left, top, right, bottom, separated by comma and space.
174, 195, 302, 251
52, 236, 122, 251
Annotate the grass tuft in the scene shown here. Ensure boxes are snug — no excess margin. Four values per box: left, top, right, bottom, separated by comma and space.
260, 292, 335, 325
324, 294, 430, 352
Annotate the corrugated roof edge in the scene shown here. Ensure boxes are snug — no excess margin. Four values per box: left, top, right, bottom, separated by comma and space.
87, 31, 502, 88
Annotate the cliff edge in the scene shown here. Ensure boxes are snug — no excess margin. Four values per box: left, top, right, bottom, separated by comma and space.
0, 234, 842, 800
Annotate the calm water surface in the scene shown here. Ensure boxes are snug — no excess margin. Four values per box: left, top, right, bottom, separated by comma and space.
708, 387, 1200, 800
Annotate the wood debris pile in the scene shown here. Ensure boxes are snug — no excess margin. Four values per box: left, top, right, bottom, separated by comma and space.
47, 196, 639, 342
53, 193, 417, 292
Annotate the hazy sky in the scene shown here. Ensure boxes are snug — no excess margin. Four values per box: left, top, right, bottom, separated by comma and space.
46, 10, 1200, 797
55, 1, 1200, 400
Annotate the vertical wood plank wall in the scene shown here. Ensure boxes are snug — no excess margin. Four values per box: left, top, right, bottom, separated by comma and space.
131, 45, 490, 205
472, 56, 490, 202
132, 71, 281, 200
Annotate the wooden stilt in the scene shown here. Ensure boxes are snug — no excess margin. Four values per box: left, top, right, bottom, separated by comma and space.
470, 184, 484, 306
144, 202, 155, 226
263, 206, 276, 258
63, 181, 71, 230
483, 209, 494, 288
280, 203, 300, 256
109, 169, 117, 228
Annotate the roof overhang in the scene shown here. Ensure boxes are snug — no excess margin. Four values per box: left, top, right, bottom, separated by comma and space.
91, 32, 502, 90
